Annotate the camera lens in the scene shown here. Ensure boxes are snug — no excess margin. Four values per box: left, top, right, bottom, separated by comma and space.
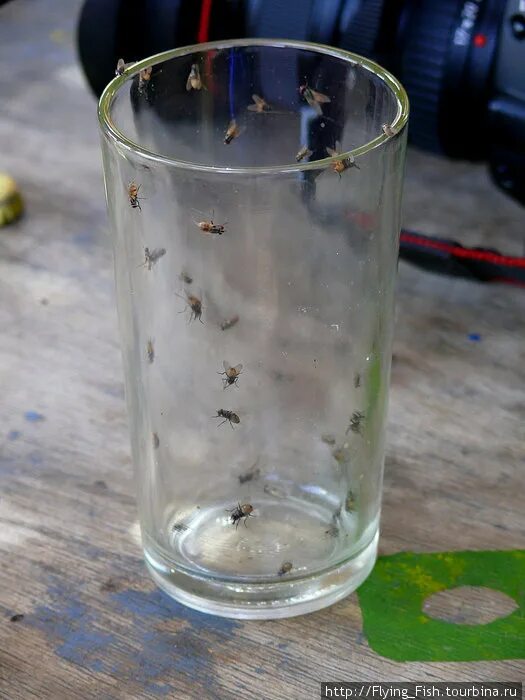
78, 0, 523, 203
339, 0, 506, 159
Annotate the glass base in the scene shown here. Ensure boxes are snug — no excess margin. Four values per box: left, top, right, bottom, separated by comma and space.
143, 528, 378, 619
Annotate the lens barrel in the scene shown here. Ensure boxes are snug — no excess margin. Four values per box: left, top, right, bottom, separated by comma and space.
340, 0, 506, 157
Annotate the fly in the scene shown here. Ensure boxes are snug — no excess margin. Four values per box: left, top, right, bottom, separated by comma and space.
321, 434, 336, 446
296, 145, 313, 162
146, 339, 155, 364
213, 409, 240, 429
326, 144, 360, 177
195, 216, 226, 235
346, 489, 357, 511
247, 94, 271, 113
227, 502, 254, 528
176, 292, 203, 323
220, 315, 239, 331
299, 83, 331, 115
116, 58, 133, 76
139, 247, 166, 270
278, 561, 293, 576
138, 66, 152, 96
238, 460, 261, 485
224, 119, 241, 145
218, 361, 242, 389
179, 271, 193, 284
346, 410, 365, 435
186, 63, 205, 91
127, 181, 144, 210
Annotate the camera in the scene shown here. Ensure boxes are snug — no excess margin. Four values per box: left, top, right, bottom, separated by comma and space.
78, 0, 525, 205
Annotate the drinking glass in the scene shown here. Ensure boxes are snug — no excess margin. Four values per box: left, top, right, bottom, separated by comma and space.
99, 38, 408, 619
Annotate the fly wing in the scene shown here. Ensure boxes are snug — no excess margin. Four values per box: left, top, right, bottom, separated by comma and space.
152, 248, 166, 261
186, 72, 193, 91
247, 94, 264, 112
311, 89, 331, 103
306, 96, 323, 115
233, 364, 243, 373
326, 147, 338, 157
194, 65, 203, 90
296, 147, 312, 161
223, 360, 231, 371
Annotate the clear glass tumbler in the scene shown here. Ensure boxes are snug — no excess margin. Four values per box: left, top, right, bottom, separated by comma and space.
99, 39, 408, 619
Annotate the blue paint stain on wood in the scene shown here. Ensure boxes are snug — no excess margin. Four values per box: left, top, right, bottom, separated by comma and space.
0, 456, 20, 477
147, 683, 173, 696
108, 588, 240, 687
135, 628, 208, 680
56, 627, 117, 669
468, 333, 482, 342
355, 631, 367, 645
28, 451, 43, 466
27, 597, 117, 674
8, 430, 21, 440
72, 229, 95, 247
24, 411, 45, 422
110, 588, 240, 634
90, 659, 104, 673
25, 580, 241, 696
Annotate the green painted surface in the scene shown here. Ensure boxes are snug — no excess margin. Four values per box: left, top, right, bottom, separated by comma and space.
366, 349, 382, 417
357, 550, 525, 662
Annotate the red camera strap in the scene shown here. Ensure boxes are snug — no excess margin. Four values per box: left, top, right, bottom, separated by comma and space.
197, 0, 213, 43
400, 230, 525, 287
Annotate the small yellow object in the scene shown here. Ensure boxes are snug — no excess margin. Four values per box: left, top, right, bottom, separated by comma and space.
0, 173, 24, 226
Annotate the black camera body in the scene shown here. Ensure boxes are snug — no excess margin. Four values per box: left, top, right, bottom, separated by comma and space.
79, 0, 525, 205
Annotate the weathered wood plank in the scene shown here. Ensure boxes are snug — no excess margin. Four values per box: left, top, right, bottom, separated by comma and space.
0, 0, 524, 697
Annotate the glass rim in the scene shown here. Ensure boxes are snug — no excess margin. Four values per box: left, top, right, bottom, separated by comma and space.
98, 38, 409, 175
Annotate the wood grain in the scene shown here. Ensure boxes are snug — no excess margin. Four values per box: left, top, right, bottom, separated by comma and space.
0, 1, 524, 697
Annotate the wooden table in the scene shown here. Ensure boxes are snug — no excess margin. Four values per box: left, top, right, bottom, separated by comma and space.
1, 1, 524, 697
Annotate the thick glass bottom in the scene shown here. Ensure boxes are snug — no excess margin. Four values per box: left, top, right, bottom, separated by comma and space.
143, 527, 378, 619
